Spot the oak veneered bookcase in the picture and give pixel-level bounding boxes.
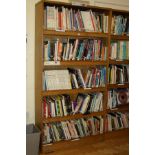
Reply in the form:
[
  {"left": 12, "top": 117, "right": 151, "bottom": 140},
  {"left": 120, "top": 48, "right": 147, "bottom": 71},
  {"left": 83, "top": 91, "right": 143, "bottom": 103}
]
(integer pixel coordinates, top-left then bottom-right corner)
[{"left": 35, "top": 0, "right": 129, "bottom": 153}]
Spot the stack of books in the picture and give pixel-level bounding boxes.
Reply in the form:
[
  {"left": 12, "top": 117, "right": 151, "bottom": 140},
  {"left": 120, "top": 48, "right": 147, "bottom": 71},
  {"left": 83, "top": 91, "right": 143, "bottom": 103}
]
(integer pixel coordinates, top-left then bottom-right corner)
[
  {"left": 43, "top": 67, "right": 106, "bottom": 90},
  {"left": 108, "top": 65, "right": 129, "bottom": 84},
  {"left": 108, "top": 89, "right": 129, "bottom": 109},
  {"left": 43, "top": 70, "right": 72, "bottom": 90},
  {"left": 105, "top": 112, "right": 129, "bottom": 131},
  {"left": 44, "top": 6, "right": 109, "bottom": 32},
  {"left": 110, "top": 41, "right": 129, "bottom": 60},
  {"left": 43, "top": 116, "right": 104, "bottom": 144},
  {"left": 111, "top": 15, "right": 129, "bottom": 35},
  {"left": 42, "top": 92, "right": 103, "bottom": 118},
  {"left": 44, "top": 39, "right": 107, "bottom": 63}
]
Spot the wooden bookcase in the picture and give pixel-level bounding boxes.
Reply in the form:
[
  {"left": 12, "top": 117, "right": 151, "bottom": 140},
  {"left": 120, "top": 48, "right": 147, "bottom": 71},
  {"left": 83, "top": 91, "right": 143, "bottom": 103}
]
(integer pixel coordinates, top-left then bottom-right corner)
[{"left": 35, "top": 0, "right": 129, "bottom": 153}]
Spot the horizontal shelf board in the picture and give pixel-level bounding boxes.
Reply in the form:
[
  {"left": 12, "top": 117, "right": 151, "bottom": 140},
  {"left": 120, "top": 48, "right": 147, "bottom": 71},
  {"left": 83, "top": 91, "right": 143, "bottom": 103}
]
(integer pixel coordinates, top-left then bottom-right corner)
[
  {"left": 44, "top": 60, "right": 107, "bottom": 68},
  {"left": 109, "top": 59, "right": 129, "bottom": 65},
  {"left": 112, "top": 9, "right": 129, "bottom": 13},
  {"left": 42, "top": 87, "right": 106, "bottom": 96},
  {"left": 111, "top": 35, "right": 129, "bottom": 40},
  {"left": 42, "top": 111, "right": 105, "bottom": 123},
  {"left": 108, "top": 83, "right": 129, "bottom": 89},
  {"left": 107, "top": 104, "right": 129, "bottom": 113},
  {"left": 41, "top": 133, "right": 104, "bottom": 153},
  {"left": 44, "top": 30, "right": 108, "bottom": 38}
]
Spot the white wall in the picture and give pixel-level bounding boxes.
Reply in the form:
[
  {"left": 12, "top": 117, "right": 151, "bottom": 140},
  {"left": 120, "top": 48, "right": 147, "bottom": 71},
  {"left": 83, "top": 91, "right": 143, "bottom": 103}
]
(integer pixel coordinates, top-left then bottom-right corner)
[{"left": 26, "top": 0, "right": 129, "bottom": 124}]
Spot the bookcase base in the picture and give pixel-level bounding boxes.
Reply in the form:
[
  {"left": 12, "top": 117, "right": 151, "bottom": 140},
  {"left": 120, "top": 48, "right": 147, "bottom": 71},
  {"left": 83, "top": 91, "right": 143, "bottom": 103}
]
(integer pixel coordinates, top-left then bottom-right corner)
[
  {"left": 41, "top": 128, "right": 129, "bottom": 153},
  {"left": 41, "top": 133, "right": 104, "bottom": 153}
]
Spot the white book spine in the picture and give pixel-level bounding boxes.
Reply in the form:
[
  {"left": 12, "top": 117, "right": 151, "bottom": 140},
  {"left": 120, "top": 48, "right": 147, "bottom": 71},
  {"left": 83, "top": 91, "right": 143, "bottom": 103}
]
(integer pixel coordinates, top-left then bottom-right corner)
[
  {"left": 72, "top": 74, "right": 79, "bottom": 88},
  {"left": 80, "top": 95, "right": 90, "bottom": 114},
  {"left": 72, "top": 39, "right": 79, "bottom": 60},
  {"left": 65, "top": 40, "right": 70, "bottom": 60},
  {"left": 61, "top": 122, "right": 68, "bottom": 140},
  {"left": 77, "top": 69, "right": 86, "bottom": 88},
  {"left": 100, "top": 118, "right": 104, "bottom": 134},
  {"left": 108, "top": 115, "right": 112, "bottom": 131},
  {"left": 44, "top": 44, "right": 48, "bottom": 61},
  {"left": 68, "top": 44, "right": 73, "bottom": 60},
  {"left": 63, "top": 7, "right": 66, "bottom": 30}
]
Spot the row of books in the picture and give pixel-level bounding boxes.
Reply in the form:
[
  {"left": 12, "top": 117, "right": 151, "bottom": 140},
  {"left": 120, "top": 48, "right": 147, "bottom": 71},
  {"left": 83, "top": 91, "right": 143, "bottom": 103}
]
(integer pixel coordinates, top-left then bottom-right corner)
[
  {"left": 43, "top": 116, "right": 104, "bottom": 144},
  {"left": 108, "top": 65, "right": 129, "bottom": 84},
  {"left": 44, "top": 39, "right": 107, "bottom": 62},
  {"left": 42, "top": 92, "right": 103, "bottom": 118},
  {"left": 105, "top": 112, "right": 129, "bottom": 132},
  {"left": 111, "top": 15, "right": 129, "bottom": 35},
  {"left": 45, "top": 6, "right": 109, "bottom": 32},
  {"left": 110, "top": 41, "right": 129, "bottom": 60},
  {"left": 69, "top": 67, "right": 106, "bottom": 89},
  {"left": 108, "top": 89, "right": 129, "bottom": 109},
  {"left": 43, "top": 67, "right": 106, "bottom": 90}
]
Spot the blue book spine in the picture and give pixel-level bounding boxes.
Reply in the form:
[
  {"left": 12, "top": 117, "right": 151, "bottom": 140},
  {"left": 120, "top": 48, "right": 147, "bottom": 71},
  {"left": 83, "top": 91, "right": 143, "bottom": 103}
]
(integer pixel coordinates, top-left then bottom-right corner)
[
  {"left": 77, "top": 43, "right": 83, "bottom": 60},
  {"left": 86, "top": 42, "right": 93, "bottom": 60},
  {"left": 104, "top": 67, "right": 106, "bottom": 84}
]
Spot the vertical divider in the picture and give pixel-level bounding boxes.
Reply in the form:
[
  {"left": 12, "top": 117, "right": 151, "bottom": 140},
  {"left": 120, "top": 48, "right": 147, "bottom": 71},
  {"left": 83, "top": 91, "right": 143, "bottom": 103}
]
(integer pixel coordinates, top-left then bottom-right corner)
[{"left": 103, "top": 9, "right": 112, "bottom": 135}]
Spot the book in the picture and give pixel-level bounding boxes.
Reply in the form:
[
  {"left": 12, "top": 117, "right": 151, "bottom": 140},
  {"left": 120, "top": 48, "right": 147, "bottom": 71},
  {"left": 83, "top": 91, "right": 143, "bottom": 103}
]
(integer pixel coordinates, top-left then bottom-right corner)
[
  {"left": 111, "top": 15, "right": 129, "bottom": 35},
  {"left": 110, "top": 41, "right": 129, "bottom": 60},
  {"left": 109, "top": 65, "right": 129, "bottom": 84},
  {"left": 44, "top": 70, "right": 72, "bottom": 90},
  {"left": 46, "top": 6, "right": 56, "bottom": 29},
  {"left": 106, "top": 112, "right": 129, "bottom": 131}
]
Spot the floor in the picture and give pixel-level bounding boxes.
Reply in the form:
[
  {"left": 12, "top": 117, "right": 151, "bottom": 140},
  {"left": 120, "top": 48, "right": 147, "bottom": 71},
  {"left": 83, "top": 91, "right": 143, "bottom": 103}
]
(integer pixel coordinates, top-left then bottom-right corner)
[{"left": 40, "top": 136, "right": 129, "bottom": 155}]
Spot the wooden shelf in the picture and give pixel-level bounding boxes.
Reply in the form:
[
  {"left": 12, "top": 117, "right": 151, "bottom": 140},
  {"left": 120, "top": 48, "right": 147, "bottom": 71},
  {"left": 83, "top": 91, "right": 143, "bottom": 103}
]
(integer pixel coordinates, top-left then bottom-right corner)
[
  {"left": 44, "top": 60, "right": 107, "bottom": 68},
  {"left": 107, "top": 104, "right": 129, "bottom": 113},
  {"left": 43, "top": 111, "right": 105, "bottom": 123},
  {"left": 111, "top": 35, "right": 129, "bottom": 40},
  {"left": 108, "top": 83, "right": 129, "bottom": 89},
  {"left": 109, "top": 59, "right": 129, "bottom": 65},
  {"left": 42, "top": 87, "right": 106, "bottom": 96},
  {"left": 41, "top": 133, "right": 104, "bottom": 153},
  {"left": 44, "top": 30, "right": 108, "bottom": 38}
]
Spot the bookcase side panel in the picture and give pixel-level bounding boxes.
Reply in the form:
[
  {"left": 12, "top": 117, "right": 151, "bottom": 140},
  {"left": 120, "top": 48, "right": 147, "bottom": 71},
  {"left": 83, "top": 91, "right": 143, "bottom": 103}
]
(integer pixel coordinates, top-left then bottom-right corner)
[{"left": 35, "top": 1, "right": 44, "bottom": 127}]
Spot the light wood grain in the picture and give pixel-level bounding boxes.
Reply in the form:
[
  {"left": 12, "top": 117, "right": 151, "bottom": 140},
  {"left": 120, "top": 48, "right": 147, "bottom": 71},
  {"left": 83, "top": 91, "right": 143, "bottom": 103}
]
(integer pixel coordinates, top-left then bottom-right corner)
[{"left": 40, "top": 129, "right": 129, "bottom": 155}]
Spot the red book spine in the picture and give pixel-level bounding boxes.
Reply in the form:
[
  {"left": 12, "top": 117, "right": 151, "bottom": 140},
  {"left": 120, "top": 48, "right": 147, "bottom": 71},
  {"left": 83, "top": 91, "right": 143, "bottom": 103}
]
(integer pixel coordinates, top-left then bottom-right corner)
[
  {"left": 48, "top": 102, "right": 51, "bottom": 118},
  {"left": 92, "top": 68, "right": 97, "bottom": 87},
  {"left": 76, "top": 12, "right": 82, "bottom": 31},
  {"left": 92, "top": 41, "right": 95, "bottom": 60},
  {"left": 101, "top": 46, "right": 105, "bottom": 60},
  {"left": 90, "top": 11, "right": 95, "bottom": 31},
  {"left": 43, "top": 97, "right": 46, "bottom": 118},
  {"left": 58, "top": 12, "right": 61, "bottom": 30},
  {"left": 77, "top": 11, "right": 84, "bottom": 31},
  {"left": 61, "top": 12, "right": 63, "bottom": 30},
  {"left": 104, "top": 117, "right": 108, "bottom": 132}
]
